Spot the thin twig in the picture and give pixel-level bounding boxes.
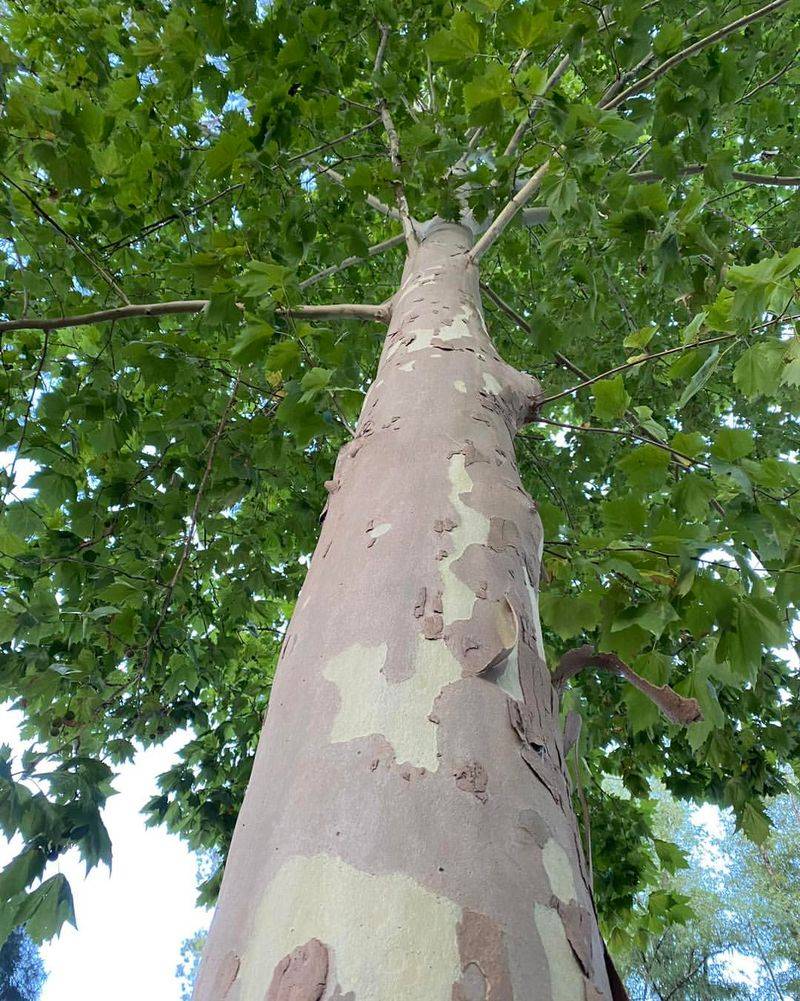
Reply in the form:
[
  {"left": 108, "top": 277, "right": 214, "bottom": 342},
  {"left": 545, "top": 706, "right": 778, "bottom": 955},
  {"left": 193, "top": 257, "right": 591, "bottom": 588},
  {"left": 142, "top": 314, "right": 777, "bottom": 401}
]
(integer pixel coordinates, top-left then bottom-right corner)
[
  {"left": 102, "top": 185, "right": 244, "bottom": 254},
  {"left": 480, "top": 281, "right": 589, "bottom": 379},
  {"left": 538, "top": 332, "right": 739, "bottom": 407},
  {"left": 533, "top": 416, "right": 701, "bottom": 467},
  {"left": 299, "top": 232, "right": 405, "bottom": 289},
  {"left": 630, "top": 165, "right": 800, "bottom": 187},
  {"left": 1, "top": 171, "right": 130, "bottom": 304},
  {"left": 308, "top": 161, "right": 401, "bottom": 222},
  {"left": 738, "top": 52, "right": 798, "bottom": 102},
  {"left": 143, "top": 374, "right": 241, "bottom": 671},
  {"left": 1, "top": 330, "right": 49, "bottom": 506}
]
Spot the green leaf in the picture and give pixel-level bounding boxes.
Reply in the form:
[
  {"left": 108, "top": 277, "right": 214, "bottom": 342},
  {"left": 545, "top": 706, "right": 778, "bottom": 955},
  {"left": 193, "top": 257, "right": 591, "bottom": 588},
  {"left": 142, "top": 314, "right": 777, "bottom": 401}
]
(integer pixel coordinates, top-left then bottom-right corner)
[
  {"left": 733, "top": 341, "right": 784, "bottom": 398},
  {"left": 426, "top": 12, "right": 480, "bottom": 62},
  {"left": 711, "top": 428, "right": 754, "bottom": 462},
  {"left": 781, "top": 337, "right": 800, "bottom": 388},
  {"left": 231, "top": 321, "right": 274, "bottom": 364},
  {"left": 539, "top": 591, "right": 601, "bottom": 640},
  {"left": 739, "top": 801, "right": 771, "bottom": 845},
  {"left": 299, "top": 367, "right": 333, "bottom": 402},
  {"left": 617, "top": 445, "right": 671, "bottom": 489},
  {"left": 676, "top": 347, "right": 720, "bottom": 409},
  {"left": 14, "top": 875, "right": 76, "bottom": 943},
  {"left": 623, "top": 325, "right": 657, "bottom": 350},
  {"left": 463, "top": 65, "right": 514, "bottom": 125},
  {"left": 238, "top": 261, "right": 290, "bottom": 298},
  {"left": 703, "top": 150, "right": 735, "bottom": 191},
  {"left": 593, "top": 375, "right": 630, "bottom": 420}
]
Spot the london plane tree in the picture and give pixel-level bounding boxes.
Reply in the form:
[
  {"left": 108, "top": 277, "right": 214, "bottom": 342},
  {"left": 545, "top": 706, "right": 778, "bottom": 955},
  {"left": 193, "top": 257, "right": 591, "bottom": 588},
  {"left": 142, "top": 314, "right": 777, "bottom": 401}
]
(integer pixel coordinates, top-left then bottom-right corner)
[{"left": 0, "top": 0, "right": 799, "bottom": 998}]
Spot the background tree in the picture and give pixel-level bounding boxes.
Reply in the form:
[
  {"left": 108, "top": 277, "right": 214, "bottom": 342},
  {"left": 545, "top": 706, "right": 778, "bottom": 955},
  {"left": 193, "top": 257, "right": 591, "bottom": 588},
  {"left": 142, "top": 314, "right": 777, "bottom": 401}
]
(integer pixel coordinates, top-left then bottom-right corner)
[
  {"left": 0, "top": 0, "right": 798, "bottom": 992},
  {"left": 622, "top": 790, "right": 800, "bottom": 1000},
  {"left": 0, "top": 928, "right": 46, "bottom": 1001}
]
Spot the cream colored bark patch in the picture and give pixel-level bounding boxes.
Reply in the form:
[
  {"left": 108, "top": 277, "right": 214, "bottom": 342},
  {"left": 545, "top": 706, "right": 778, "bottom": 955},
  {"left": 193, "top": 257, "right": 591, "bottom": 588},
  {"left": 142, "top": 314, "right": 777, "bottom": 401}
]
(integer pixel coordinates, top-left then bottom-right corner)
[
  {"left": 367, "top": 522, "right": 392, "bottom": 541},
  {"left": 483, "top": 372, "right": 503, "bottom": 395},
  {"left": 440, "top": 454, "right": 490, "bottom": 625},
  {"left": 407, "top": 305, "right": 473, "bottom": 354},
  {"left": 494, "top": 644, "right": 524, "bottom": 702},
  {"left": 454, "top": 380, "right": 467, "bottom": 394},
  {"left": 542, "top": 839, "right": 577, "bottom": 903},
  {"left": 324, "top": 639, "right": 461, "bottom": 770},
  {"left": 239, "top": 853, "right": 462, "bottom": 1001},
  {"left": 399, "top": 360, "right": 415, "bottom": 372},
  {"left": 534, "top": 903, "right": 585, "bottom": 1001},
  {"left": 524, "top": 562, "right": 547, "bottom": 662}
]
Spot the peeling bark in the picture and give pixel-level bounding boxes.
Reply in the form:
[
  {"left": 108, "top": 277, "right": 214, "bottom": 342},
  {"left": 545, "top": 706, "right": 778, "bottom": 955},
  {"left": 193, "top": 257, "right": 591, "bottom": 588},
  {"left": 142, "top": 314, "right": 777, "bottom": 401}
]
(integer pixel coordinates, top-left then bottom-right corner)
[{"left": 194, "top": 222, "right": 623, "bottom": 1001}]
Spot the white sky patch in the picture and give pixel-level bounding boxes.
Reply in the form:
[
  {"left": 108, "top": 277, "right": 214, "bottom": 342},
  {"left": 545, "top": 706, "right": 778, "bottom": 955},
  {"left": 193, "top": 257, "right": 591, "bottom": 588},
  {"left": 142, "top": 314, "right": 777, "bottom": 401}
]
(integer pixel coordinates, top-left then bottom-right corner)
[{"left": 0, "top": 707, "right": 209, "bottom": 1001}]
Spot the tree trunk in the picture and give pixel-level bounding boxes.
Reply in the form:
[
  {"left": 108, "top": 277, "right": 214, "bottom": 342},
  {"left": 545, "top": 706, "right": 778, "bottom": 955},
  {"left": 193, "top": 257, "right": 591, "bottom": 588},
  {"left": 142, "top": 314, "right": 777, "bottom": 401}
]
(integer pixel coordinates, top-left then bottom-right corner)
[{"left": 194, "top": 221, "right": 619, "bottom": 1001}]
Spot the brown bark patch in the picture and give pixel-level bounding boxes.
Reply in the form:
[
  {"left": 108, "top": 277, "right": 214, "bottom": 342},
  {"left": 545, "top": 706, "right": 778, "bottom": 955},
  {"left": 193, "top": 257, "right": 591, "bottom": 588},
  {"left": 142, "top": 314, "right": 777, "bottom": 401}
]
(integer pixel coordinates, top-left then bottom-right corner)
[
  {"left": 454, "top": 760, "right": 489, "bottom": 803},
  {"left": 265, "top": 938, "right": 328, "bottom": 1001},
  {"left": 209, "top": 950, "right": 240, "bottom": 999},
  {"left": 551, "top": 896, "right": 594, "bottom": 979},
  {"left": 452, "top": 910, "right": 513, "bottom": 1001}
]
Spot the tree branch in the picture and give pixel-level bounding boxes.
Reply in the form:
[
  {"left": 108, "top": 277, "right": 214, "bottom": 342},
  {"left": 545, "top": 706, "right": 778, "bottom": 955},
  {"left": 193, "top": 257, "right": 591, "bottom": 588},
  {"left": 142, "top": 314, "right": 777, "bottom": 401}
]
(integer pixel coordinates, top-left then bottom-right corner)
[
  {"left": 1, "top": 171, "right": 130, "bottom": 304},
  {"left": 538, "top": 332, "right": 739, "bottom": 407},
  {"left": 103, "top": 121, "right": 384, "bottom": 256},
  {"left": 503, "top": 53, "right": 573, "bottom": 160},
  {"left": 309, "top": 161, "right": 402, "bottom": 223},
  {"left": 102, "top": 184, "right": 245, "bottom": 254},
  {"left": 533, "top": 416, "right": 701, "bottom": 468},
  {"left": 299, "top": 232, "right": 405, "bottom": 289},
  {"left": 0, "top": 299, "right": 392, "bottom": 333},
  {"left": 738, "top": 52, "right": 798, "bottom": 103},
  {"left": 629, "top": 165, "right": 800, "bottom": 187},
  {"left": 513, "top": 162, "right": 800, "bottom": 217},
  {"left": 601, "top": 0, "right": 793, "bottom": 110},
  {"left": 375, "top": 25, "right": 418, "bottom": 251},
  {"left": 144, "top": 373, "right": 241, "bottom": 670},
  {"left": 552, "top": 644, "right": 702, "bottom": 726},
  {"left": 480, "top": 281, "right": 588, "bottom": 379},
  {"left": 468, "top": 159, "right": 552, "bottom": 263}
]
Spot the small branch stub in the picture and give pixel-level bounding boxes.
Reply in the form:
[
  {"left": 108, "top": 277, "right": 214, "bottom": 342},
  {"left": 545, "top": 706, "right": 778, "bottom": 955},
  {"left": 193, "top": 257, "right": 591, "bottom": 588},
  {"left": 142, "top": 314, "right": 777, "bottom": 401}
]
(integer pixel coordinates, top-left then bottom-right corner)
[{"left": 553, "top": 644, "right": 702, "bottom": 726}]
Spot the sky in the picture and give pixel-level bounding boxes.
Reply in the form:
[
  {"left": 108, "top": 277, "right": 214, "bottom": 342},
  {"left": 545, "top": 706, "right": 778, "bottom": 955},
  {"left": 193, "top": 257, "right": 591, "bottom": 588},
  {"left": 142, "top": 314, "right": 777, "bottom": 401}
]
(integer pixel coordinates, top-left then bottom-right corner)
[{"left": 0, "top": 707, "right": 210, "bottom": 1001}]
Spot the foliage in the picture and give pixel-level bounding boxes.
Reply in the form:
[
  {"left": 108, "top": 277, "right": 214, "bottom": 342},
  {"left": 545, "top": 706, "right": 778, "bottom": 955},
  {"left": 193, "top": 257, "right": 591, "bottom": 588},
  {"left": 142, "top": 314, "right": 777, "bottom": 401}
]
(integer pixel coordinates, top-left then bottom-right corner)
[
  {"left": 0, "top": 928, "right": 46, "bottom": 1001},
  {"left": 0, "top": 0, "right": 798, "bottom": 947},
  {"left": 620, "top": 790, "right": 800, "bottom": 1000},
  {"left": 176, "top": 928, "right": 206, "bottom": 1001}
]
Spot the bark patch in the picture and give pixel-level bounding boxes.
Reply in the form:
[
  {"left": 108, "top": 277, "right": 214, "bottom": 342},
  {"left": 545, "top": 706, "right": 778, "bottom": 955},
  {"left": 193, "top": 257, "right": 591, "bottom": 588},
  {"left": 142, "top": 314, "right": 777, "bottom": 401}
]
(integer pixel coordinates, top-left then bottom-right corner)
[
  {"left": 209, "top": 950, "right": 240, "bottom": 999},
  {"left": 453, "top": 760, "right": 489, "bottom": 803},
  {"left": 265, "top": 938, "right": 328, "bottom": 1001},
  {"left": 551, "top": 896, "right": 594, "bottom": 979},
  {"left": 453, "top": 909, "right": 513, "bottom": 1001},
  {"left": 517, "top": 809, "right": 550, "bottom": 847}
]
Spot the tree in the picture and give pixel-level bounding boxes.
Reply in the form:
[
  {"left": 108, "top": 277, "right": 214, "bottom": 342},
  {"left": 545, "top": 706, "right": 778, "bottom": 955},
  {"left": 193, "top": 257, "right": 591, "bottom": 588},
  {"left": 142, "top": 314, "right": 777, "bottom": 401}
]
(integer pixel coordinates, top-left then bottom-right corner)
[
  {"left": 0, "top": 928, "right": 46, "bottom": 1001},
  {"left": 621, "top": 791, "right": 800, "bottom": 1000},
  {"left": 0, "top": 0, "right": 799, "bottom": 996}
]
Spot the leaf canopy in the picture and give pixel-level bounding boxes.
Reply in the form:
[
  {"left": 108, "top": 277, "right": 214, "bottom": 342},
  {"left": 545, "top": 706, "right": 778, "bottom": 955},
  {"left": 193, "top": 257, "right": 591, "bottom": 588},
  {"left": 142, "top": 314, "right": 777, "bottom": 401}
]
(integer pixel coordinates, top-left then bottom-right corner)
[{"left": 1, "top": 0, "right": 799, "bottom": 949}]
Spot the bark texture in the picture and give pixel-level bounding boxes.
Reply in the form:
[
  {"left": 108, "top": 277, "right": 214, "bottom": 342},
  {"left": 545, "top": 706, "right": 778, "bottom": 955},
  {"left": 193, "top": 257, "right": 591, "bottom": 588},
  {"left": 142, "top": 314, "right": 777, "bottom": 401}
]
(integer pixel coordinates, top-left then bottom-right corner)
[{"left": 194, "top": 222, "right": 616, "bottom": 1001}]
